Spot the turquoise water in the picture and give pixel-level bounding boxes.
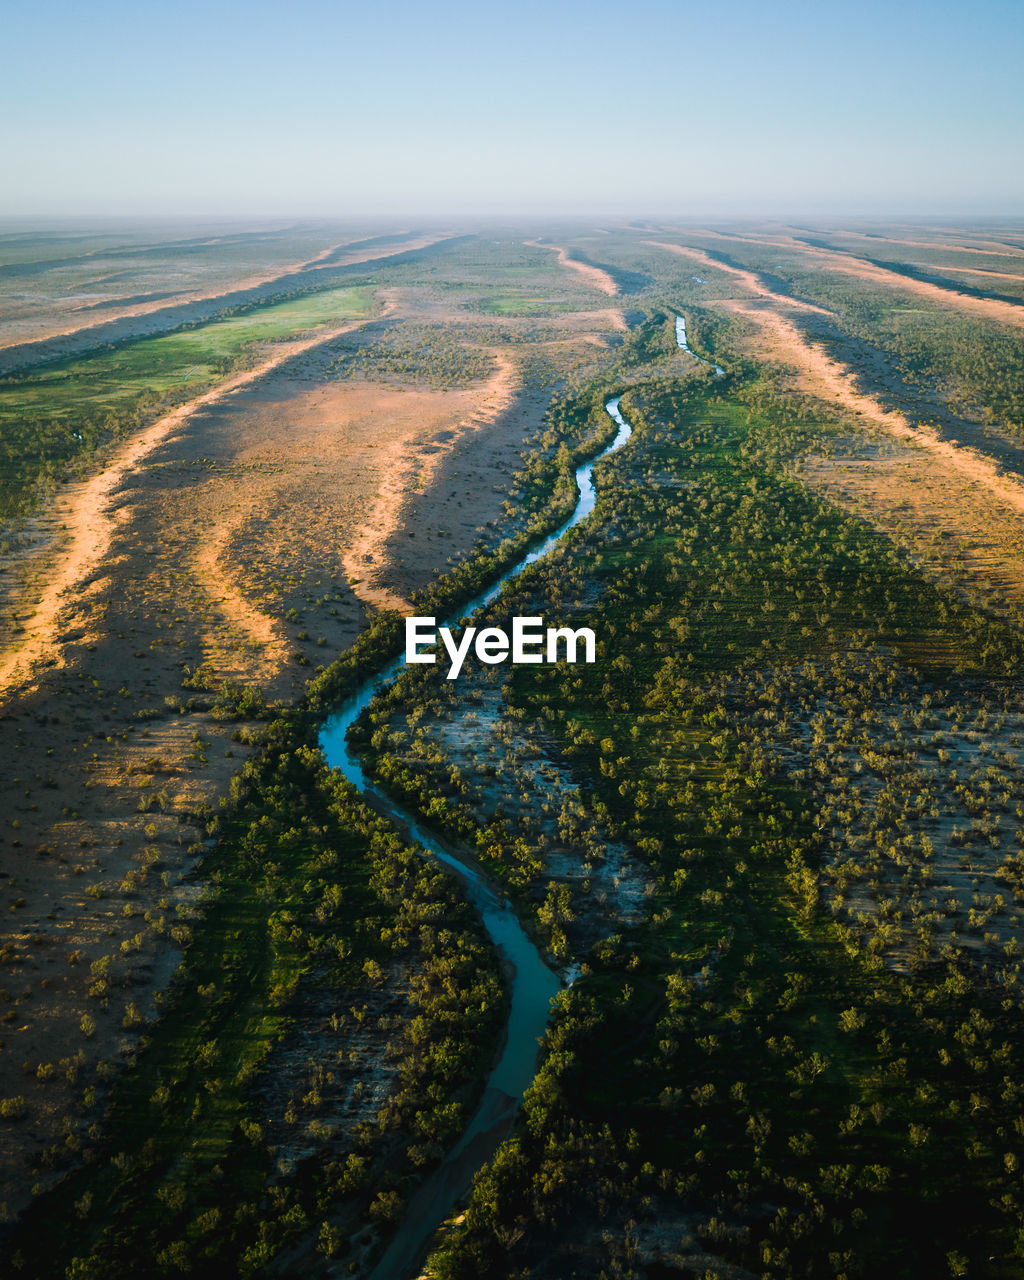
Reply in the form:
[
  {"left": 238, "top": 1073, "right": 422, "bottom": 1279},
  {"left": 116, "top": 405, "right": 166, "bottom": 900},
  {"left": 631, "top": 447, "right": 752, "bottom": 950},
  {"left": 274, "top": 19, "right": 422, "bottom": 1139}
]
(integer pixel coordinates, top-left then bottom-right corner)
[{"left": 318, "top": 397, "right": 632, "bottom": 1277}]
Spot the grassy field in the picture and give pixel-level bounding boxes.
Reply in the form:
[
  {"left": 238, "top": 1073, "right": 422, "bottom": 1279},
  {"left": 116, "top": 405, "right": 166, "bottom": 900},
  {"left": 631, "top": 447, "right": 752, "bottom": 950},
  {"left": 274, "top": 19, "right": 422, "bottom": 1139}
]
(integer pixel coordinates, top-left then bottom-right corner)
[
  {"left": 0, "top": 285, "right": 373, "bottom": 517},
  {"left": 476, "top": 294, "right": 577, "bottom": 316},
  {"left": 0, "top": 222, "right": 369, "bottom": 352}
]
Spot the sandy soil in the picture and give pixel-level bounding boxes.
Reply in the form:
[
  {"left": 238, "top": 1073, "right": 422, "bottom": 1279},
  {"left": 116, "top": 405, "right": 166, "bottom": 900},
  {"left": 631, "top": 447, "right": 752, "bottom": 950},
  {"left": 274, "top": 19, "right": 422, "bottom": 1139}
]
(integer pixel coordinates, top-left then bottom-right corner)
[
  {"left": 425, "top": 663, "right": 649, "bottom": 945},
  {"left": 675, "top": 227, "right": 817, "bottom": 252},
  {"left": 729, "top": 657, "right": 1024, "bottom": 972},
  {"left": 802, "top": 443, "right": 1024, "bottom": 622},
  {"left": 660, "top": 230, "right": 1024, "bottom": 327},
  {"left": 831, "top": 230, "right": 1024, "bottom": 258},
  {"left": 649, "top": 238, "right": 1024, "bottom": 624},
  {"left": 919, "top": 263, "right": 1024, "bottom": 284},
  {"left": 791, "top": 240, "right": 1024, "bottom": 326},
  {"left": 341, "top": 350, "right": 520, "bottom": 613},
  {"left": 647, "top": 241, "right": 832, "bottom": 315},
  {"left": 726, "top": 296, "right": 1024, "bottom": 514},
  {"left": 595, "top": 305, "right": 628, "bottom": 332},
  {"left": 0, "top": 309, "right": 394, "bottom": 704},
  {"left": 675, "top": 224, "right": 1024, "bottom": 263},
  {"left": 651, "top": 240, "right": 1024, "bottom": 517},
  {"left": 0, "top": 274, "right": 628, "bottom": 1214}
]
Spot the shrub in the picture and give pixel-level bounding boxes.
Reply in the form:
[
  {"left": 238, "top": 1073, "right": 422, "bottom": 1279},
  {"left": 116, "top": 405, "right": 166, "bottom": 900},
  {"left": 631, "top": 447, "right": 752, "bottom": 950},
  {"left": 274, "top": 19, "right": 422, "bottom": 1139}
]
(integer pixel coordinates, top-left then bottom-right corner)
[{"left": 0, "top": 1096, "right": 26, "bottom": 1121}]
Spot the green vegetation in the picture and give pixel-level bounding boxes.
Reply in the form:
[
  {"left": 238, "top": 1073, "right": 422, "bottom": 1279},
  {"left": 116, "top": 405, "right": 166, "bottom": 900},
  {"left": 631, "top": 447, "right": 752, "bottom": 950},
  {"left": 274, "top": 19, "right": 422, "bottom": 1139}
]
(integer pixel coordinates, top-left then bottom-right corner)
[
  {"left": 476, "top": 294, "right": 576, "bottom": 316},
  {"left": 11, "top": 227, "right": 1024, "bottom": 1279},
  {"left": 326, "top": 324, "right": 496, "bottom": 389},
  {"left": 11, "top": 702, "right": 503, "bottom": 1279},
  {"left": 804, "top": 279, "right": 1024, "bottom": 434},
  {"left": 2, "top": 328, "right": 643, "bottom": 1274},
  {"left": 357, "top": 370, "right": 1024, "bottom": 1277},
  {"left": 678, "top": 238, "right": 1024, "bottom": 436}
]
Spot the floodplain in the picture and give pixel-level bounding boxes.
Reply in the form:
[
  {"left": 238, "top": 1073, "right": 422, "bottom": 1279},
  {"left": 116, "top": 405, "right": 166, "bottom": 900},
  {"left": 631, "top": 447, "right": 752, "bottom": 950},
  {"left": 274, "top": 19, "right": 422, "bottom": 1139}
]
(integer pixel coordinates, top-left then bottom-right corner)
[{"left": 4, "top": 219, "right": 1024, "bottom": 1279}]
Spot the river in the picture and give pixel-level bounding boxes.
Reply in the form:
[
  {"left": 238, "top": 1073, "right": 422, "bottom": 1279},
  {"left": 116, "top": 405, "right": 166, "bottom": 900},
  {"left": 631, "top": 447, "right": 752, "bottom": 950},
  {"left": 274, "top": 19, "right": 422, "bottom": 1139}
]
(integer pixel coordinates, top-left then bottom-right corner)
[
  {"left": 318, "top": 396, "right": 633, "bottom": 1278},
  {"left": 675, "top": 313, "right": 724, "bottom": 375}
]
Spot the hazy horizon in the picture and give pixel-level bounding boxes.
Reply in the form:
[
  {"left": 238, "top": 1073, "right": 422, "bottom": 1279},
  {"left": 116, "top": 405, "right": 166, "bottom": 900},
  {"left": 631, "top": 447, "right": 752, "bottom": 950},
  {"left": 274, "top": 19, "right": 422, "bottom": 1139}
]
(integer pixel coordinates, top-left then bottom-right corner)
[{"left": 4, "top": 0, "right": 1023, "bottom": 217}]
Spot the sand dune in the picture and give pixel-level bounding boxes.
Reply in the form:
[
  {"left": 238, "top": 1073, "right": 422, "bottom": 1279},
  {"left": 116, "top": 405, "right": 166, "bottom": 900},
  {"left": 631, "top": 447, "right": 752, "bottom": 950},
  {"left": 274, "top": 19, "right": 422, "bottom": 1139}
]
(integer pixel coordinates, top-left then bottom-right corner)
[
  {"left": 0, "top": 234, "right": 452, "bottom": 371},
  {"left": 658, "top": 231, "right": 1024, "bottom": 327},
  {"left": 649, "top": 238, "right": 1024, "bottom": 532},
  {"left": 646, "top": 241, "right": 832, "bottom": 315},
  {"left": 0, "top": 310, "right": 390, "bottom": 704},
  {"left": 340, "top": 350, "right": 520, "bottom": 614},
  {"left": 527, "top": 240, "right": 620, "bottom": 298},
  {"left": 833, "top": 230, "right": 1024, "bottom": 258}
]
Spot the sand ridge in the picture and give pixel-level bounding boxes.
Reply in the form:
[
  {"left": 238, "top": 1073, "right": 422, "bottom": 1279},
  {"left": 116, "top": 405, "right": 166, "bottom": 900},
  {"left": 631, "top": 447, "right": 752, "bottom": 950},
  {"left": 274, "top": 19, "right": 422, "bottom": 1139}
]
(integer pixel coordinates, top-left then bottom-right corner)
[
  {"left": 668, "top": 224, "right": 1024, "bottom": 262},
  {"left": 801, "top": 445, "right": 1024, "bottom": 624},
  {"left": 831, "top": 230, "right": 1024, "bottom": 258},
  {"left": 786, "top": 240, "right": 1024, "bottom": 327},
  {"left": 0, "top": 308, "right": 394, "bottom": 705},
  {"left": 191, "top": 520, "right": 292, "bottom": 678},
  {"left": 646, "top": 241, "right": 832, "bottom": 315},
  {"left": 917, "top": 263, "right": 1024, "bottom": 285},
  {"left": 598, "top": 306, "right": 629, "bottom": 332},
  {"left": 657, "top": 230, "right": 1024, "bottom": 327},
  {"left": 341, "top": 350, "right": 520, "bottom": 613},
  {"left": 726, "top": 296, "right": 1024, "bottom": 505},
  {"left": 648, "top": 238, "right": 1024, "bottom": 539},
  {"left": 0, "top": 242, "right": 644, "bottom": 1216}
]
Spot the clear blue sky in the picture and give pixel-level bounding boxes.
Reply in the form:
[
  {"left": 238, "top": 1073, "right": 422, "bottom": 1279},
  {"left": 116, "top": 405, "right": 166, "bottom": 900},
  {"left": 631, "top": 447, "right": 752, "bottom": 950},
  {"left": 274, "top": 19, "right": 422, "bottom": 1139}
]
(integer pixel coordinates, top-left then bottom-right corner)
[{"left": 3, "top": 0, "right": 1022, "bottom": 216}]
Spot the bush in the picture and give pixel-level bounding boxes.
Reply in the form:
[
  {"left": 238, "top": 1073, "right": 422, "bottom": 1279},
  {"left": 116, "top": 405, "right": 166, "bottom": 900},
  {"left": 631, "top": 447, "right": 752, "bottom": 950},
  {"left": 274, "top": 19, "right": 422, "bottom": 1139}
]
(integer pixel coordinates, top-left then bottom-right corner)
[{"left": 0, "top": 1096, "right": 26, "bottom": 1121}]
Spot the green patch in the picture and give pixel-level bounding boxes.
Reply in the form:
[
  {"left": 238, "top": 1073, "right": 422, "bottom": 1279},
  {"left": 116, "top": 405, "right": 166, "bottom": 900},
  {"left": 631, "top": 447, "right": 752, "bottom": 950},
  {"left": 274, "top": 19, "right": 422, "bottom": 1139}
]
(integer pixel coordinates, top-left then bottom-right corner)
[
  {"left": 0, "top": 286, "right": 373, "bottom": 517},
  {"left": 12, "top": 713, "right": 503, "bottom": 1279},
  {"left": 476, "top": 294, "right": 576, "bottom": 316}
]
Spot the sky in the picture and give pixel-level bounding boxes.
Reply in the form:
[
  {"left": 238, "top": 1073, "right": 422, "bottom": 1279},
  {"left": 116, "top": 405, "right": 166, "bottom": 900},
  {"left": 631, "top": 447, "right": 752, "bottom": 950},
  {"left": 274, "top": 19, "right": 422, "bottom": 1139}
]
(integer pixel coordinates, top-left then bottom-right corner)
[{"left": 3, "top": 0, "right": 1023, "bottom": 217}]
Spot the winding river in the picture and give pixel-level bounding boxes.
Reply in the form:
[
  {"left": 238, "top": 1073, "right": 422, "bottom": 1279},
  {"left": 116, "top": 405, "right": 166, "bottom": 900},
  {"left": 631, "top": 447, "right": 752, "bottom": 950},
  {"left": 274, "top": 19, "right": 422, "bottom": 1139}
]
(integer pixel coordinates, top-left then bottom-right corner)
[
  {"left": 318, "top": 397, "right": 633, "bottom": 1278},
  {"left": 675, "top": 313, "right": 724, "bottom": 375}
]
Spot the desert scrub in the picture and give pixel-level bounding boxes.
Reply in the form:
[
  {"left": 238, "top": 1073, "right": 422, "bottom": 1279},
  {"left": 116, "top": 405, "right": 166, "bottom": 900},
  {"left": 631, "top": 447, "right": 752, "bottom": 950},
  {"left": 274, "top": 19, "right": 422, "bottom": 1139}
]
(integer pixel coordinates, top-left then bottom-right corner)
[
  {"left": 0, "top": 1096, "right": 27, "bottom": 1121},
  {"left": 326, "top": 323, "right": 495, "bottom": 389},
  {"left": 423, "top": 370, "right": 1024, "bottom": 1279},
  {"left": 9, "top": 711, "right": 503, "bottom": 1280}
]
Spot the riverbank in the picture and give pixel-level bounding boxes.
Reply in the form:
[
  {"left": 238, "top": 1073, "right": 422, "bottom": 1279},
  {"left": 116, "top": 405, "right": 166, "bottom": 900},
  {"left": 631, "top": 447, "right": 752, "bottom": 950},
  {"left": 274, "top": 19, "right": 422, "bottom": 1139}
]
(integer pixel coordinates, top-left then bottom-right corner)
[{"left": 319, "top": 397, "right": 633, "bottom": 1278}]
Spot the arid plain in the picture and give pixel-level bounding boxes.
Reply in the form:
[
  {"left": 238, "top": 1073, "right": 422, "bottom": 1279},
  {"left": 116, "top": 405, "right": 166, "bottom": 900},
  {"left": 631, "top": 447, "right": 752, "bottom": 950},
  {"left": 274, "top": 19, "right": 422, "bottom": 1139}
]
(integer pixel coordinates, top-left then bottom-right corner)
[{"left": 6, "top": 220, "right": 1024, "bottom": 1278}]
